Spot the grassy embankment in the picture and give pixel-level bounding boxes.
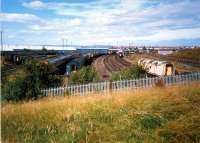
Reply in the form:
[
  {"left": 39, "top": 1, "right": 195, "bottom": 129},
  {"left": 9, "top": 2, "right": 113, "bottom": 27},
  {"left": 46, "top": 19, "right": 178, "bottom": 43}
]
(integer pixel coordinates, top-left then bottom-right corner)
[
  {"left": 2, "top": 83, "right": 200, "bottom": 143},
  {"left": 170, "top": 48, "right": 200, "bottom": 72},
  {"left": 171, "top": 48, "right": 200, "bottom": 61}
]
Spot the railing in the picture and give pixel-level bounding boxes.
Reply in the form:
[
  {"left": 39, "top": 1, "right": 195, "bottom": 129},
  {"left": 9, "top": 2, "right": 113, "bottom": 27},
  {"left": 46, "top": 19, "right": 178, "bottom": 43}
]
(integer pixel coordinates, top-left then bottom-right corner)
[{"left": 41, "top": 72, "right": 200, "bottom": 96}]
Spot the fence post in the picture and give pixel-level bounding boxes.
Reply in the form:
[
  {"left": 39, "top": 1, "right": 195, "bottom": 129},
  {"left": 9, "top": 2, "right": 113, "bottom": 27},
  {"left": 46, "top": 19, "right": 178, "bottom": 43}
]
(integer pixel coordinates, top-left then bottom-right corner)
[
  {"left": 50, "top": 88, "right": 52, "bottom": 96},
  {"left": 109, "top": 81, "right": 112, "bottom": 93},
  {"left": 142, "top": 78, "right": 145, "bottom": 88},
  {"left": 186, "top": 74, "right": 189, "bottom": 83}
]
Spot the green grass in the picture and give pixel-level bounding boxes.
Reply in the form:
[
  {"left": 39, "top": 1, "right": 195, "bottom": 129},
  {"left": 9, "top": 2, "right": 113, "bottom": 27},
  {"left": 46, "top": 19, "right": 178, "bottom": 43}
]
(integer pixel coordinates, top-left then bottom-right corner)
[{"left": 1, "top": 83, "right": 200, "bottom": 143}]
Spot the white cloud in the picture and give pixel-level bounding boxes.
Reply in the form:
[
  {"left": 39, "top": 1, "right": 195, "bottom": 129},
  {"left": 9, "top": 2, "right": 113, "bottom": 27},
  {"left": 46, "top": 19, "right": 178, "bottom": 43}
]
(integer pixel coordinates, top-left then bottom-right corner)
[
  {"left": 30, "top": 18, "right": 82, "bottom": 31},
  {"left": 0, "top": 13, "right": 44, "bottom": 24},
  {"left": 142, "top": 28, "right": 200, "bottom": 41},
  {"left": 5, "top": 0, "right": 200, "bottom": 45},
  {"left": 22, "top": 0, "right": 45, "bottom": 9}
]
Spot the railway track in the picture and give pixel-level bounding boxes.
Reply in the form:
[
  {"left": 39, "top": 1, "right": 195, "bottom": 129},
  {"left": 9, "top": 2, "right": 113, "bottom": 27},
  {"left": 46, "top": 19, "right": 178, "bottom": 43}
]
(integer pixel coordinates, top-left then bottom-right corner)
[
  {"left": 93, "top": 55, "right": 132, "bottom": 80},
  {"left": 114, "top": 55, "right": 132, "bottom": 67},
  {"left": 93, "top": 55, "right": 110, "bottom": 79},
  {"left": 104, "top": 55, "right": 121, "bottom": 72}
]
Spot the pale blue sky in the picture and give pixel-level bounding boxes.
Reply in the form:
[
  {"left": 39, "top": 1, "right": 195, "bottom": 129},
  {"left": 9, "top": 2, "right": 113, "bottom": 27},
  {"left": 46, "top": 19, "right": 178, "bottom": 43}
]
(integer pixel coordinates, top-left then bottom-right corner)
[{"left": 1, "top": 0, "right": 200, "bottom": 46}]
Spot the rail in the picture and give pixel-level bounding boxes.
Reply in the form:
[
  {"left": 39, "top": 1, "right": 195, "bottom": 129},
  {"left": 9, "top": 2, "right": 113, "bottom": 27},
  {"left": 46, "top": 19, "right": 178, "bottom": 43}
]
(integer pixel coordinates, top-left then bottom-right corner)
[{"left": 41, "top": 72, "right": 200, "bottom": 96}]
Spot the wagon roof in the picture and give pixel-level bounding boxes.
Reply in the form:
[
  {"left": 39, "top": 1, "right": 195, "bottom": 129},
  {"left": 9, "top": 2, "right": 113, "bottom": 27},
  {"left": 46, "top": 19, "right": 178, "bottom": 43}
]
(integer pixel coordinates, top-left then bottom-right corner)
[{"left": 67, "top": 56, "right": 86, "bottom": 65}]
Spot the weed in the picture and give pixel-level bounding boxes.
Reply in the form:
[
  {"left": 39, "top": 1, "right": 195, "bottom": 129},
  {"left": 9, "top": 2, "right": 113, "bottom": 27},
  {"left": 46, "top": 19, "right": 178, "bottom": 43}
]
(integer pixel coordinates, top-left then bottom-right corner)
[{"left": 136, "top": 114, "right": 163, "bottom": 130}]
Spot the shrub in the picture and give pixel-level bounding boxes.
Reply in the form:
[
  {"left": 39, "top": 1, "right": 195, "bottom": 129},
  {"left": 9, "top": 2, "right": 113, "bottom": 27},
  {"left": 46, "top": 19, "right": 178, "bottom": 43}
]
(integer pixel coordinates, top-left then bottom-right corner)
[
  {"left": 69, "top": 66, "right": 100, "bottom": 84},
  {"left": 2, "top": 60, "right": 62, "bottom": 101},
  {"left": 2, "top": 75, "right": 25, "bottom": 101},
  {"left": 110, "top": 65, "right": 146, "bottom": 81},
  {"left": 2, "top": 60, "right": 41, "bottom": 101},
  {"left": 36, "top": 61, "right": 62, "bottom": 88}
]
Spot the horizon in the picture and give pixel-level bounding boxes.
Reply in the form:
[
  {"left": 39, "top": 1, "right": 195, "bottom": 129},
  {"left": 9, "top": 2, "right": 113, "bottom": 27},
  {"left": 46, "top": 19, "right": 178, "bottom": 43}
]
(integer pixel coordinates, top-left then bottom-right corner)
[
  {"left": 2, "top": 44, "right": 200, "bottom": 51},
  {"left": 1, "top": 0, "right": 200, "bottom": 49}
]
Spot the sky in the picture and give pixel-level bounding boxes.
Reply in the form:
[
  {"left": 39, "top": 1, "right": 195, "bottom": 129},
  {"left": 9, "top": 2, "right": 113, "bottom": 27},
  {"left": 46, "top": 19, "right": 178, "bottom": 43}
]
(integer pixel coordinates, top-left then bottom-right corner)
[{"left": 1, "top": 0, "right": 200, "bottom": 47}]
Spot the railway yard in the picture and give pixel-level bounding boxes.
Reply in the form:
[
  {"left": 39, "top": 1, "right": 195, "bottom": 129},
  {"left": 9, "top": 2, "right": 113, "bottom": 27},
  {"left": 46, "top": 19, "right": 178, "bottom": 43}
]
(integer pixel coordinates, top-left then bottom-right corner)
[
  {"left": 2, "top": 47, "right": 200, "bottom": 83},
  {"left": 92, "top": 55, "right": 132, "bottom": 80},
  {"left": 92, "top": 50, "right": 200, "bottom": 80}
]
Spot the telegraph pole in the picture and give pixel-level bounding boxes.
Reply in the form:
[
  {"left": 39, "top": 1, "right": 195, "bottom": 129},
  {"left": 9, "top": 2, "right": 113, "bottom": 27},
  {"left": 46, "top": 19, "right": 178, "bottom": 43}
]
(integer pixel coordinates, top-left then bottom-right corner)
[
  {"left": 62, "top": 38, "right": 64, "bottom": 51},
  {"left": 65, "top": 39, "right": 68, "bottom": 47},
  {"left": 1, "top": 0, "right": 3, "bottom": 51},
  {"left": 0, "top": 31, "right": 3, "bottom": 51}
]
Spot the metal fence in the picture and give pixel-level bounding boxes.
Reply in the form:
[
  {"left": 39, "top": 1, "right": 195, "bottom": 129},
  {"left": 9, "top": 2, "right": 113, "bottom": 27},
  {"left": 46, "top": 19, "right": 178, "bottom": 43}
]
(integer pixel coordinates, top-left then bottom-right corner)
[{"left": 41, "top": 72, "right": 200, "bottom": 96}]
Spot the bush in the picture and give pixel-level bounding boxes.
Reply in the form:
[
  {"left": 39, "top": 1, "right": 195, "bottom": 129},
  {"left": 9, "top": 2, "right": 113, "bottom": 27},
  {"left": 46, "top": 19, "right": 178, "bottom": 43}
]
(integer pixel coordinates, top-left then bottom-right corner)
[
  {"left": 2, "top": 60, "right": 41, "bottom": 101},
  {"left": 110, "top": 65, "right": 146, "bottom": 81},
  {"left": 69, "top": 66, "right": 99, "bottom": 84},
  {"left": 36, "top": 61, "right": 62, "bottom": 88},
  {"left": 2, "top": 75, "right": 25, "bottom": 101},
  {"left": 2, "top": 60, "right": 62, "bottom": 101}
]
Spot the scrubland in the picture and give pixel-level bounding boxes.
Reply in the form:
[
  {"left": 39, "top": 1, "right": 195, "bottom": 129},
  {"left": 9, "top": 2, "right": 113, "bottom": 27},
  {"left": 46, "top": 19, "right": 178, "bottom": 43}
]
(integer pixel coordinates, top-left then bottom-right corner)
[{"left": 1, "top": 82, "right": 200, "bottom": 143}]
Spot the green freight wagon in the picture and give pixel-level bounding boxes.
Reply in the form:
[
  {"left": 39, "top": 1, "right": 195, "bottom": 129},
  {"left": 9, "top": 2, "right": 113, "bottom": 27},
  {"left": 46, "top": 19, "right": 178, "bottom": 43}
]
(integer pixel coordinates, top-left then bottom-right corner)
[{"left": 65, "top": 57, "right": 86, "bottom": 75}]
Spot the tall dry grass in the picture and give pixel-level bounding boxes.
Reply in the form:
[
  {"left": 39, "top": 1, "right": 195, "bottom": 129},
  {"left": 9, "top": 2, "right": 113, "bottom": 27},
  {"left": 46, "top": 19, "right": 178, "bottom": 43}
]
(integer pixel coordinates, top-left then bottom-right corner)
[{"left": 1, "top": 82, "right": 200, "bottom": 143}]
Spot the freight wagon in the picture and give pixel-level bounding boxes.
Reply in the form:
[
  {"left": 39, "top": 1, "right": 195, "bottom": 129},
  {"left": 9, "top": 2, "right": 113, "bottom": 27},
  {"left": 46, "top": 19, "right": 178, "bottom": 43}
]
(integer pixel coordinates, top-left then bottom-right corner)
[
  {"left": 138, "top": 58, "right": 175, "bottom": 76},
  {"left": 65, "top": 56, "right": 86, "bottom": 76}
]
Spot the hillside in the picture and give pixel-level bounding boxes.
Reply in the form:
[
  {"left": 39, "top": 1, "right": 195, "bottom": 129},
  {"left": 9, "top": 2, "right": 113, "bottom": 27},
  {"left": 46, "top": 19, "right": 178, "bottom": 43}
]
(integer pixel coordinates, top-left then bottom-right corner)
[{"left": 2, "top": 83, "right": 200, "bottom": 143}]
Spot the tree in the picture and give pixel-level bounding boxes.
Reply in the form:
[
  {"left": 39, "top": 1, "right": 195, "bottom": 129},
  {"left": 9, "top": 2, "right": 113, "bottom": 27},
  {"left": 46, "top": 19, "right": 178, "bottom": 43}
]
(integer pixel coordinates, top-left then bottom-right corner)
[
  {"left": 42, "top": 46, "right": 48, "bottom": 54},
  {"left": 2, "top": 60, "right": 62, "bottom": 101}
]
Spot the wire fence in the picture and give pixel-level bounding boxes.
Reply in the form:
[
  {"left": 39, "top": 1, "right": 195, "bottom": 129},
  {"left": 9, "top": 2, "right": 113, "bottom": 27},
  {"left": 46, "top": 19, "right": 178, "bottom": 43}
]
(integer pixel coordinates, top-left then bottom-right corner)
[{"left": 41, "top": 72, "right": 200, "bottom": 96}]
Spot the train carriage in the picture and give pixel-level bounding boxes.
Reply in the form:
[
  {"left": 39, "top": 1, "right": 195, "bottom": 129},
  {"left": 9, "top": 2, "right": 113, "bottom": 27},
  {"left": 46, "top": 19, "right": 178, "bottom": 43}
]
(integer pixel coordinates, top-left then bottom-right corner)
[{"left": 138, "top": 58, "right": 174, "bottom": 76}]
